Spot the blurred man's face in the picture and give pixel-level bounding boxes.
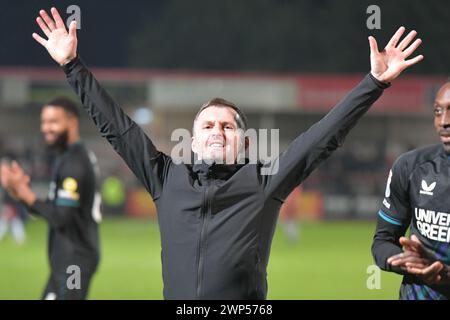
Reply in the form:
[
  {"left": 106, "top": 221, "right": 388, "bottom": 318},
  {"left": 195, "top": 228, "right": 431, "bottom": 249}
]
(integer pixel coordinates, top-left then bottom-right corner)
[
  {"left": 40, "top": 106, "right": 71, "bottom": 148},
  {"left": 433, "top": 83, "right": 450, "bottom": 154},
  {"left": 192, "top": 106, "right": 243, "bottom": 164}
]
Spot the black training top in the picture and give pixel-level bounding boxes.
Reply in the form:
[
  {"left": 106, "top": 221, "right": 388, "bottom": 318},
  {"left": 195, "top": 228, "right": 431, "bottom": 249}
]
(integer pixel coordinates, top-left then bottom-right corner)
[
  {"left": 372, "top": 143, "right": 450, "bottom": 299},
  {"left": 63, "top": 56, "right": 388, "bottom": 299},
  {"left": 29, "top": 142, "right": 101, "bottom": 274}
]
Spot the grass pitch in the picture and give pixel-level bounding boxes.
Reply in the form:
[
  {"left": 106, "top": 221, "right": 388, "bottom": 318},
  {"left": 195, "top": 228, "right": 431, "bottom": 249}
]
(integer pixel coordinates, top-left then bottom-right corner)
[{"left": 0, "top": 218, "right": 401, "bottom": 299}]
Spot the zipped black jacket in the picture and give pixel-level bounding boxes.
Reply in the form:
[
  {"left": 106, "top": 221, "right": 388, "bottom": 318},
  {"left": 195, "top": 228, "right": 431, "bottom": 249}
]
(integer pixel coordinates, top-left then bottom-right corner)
[{"left": 63, "top": 57, "right": 388, "bottom": 299}]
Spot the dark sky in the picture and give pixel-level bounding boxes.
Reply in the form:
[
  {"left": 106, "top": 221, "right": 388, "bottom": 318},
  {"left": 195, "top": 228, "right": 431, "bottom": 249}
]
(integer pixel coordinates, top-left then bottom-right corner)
[
  {"left": 0, "top": 0, "right": 163, "bottom": 67},
  {"left": 0, "top": 0, "right": 448, "bottom": 74}
]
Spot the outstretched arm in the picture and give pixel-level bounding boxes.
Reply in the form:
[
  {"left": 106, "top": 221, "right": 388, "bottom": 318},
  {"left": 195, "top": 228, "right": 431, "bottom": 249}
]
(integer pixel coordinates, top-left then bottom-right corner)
[
  {"left": 32, "top": 8, "right": 170, "bottom": 200},
  {"left": 263, "top": 27, "right": 423, "bottom": 200}
]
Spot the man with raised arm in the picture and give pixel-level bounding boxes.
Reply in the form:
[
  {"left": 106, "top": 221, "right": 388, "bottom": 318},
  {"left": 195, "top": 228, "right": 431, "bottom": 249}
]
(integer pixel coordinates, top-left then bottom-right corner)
[{"left": 32, "top": 7, "right": 423, "bottom": 299}]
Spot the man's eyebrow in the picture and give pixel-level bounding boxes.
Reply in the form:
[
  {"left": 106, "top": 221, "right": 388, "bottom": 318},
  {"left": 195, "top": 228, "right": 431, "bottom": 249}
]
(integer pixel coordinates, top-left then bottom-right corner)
[
  {"left": 223, "top": 121, "right": 236, "bottom": 125},
  {"left": 434, "top": 100, "right": 450, "bottom": 108}
]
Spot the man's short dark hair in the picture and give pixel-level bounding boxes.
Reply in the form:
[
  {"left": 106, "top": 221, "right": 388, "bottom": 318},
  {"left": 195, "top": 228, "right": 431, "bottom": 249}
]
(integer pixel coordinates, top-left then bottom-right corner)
[
  {"left": 194, "top": 98, "right": 248, "bottom": 131},
  {"left": 44, "top": 96, "right": 80, "bottom": 119}
]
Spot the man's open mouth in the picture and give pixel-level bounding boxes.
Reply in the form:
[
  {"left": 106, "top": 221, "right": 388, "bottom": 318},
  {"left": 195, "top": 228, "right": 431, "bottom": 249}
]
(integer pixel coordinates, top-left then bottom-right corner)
[{"left": 209, "top": 142, "right": 224, "bottom": 148}]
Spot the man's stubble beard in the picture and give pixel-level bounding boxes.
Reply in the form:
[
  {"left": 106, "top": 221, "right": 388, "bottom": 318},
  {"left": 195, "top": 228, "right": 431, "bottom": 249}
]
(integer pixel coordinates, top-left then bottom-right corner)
[{"left": 47, "top": 130, "right": 69, "bottom": 152}]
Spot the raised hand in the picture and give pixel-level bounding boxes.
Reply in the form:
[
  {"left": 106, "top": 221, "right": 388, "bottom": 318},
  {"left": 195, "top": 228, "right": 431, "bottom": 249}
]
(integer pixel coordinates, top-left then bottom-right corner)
[
  {"left": 32, "top": 7, "right": 78, "bottom": 66},
  {"left": 369, "top": 26, "right": 423, "bottom": 83}
]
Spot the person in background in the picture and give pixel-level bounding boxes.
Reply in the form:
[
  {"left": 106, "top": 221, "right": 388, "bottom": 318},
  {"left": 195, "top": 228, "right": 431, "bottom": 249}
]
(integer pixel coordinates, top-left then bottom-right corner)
[
  {"left": 1, "top": 97, "right": 102, "bottom": 300},
  {"left": 372, "top": 82, "right": 450, "bottom": 299}
]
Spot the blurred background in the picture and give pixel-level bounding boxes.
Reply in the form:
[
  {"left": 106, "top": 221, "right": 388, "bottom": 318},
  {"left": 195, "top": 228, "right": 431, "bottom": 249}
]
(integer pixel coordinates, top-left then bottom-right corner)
[{"left": 0, "top": 0, "right": 449, "bottom": 299}]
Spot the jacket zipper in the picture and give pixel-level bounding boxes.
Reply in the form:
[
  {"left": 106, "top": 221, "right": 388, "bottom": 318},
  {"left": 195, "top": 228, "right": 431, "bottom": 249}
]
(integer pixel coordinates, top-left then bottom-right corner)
[{"left": 196, "top": 183, "right": 213, "bottom": 298}]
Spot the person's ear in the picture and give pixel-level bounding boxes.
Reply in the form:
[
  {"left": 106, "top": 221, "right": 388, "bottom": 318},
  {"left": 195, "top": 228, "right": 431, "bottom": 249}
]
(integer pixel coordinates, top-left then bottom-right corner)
[
  {"left": 67, "top": 116, "right": 72, "bottom": 127},
  {"left": 191, "top": 135, "right": 198, "bottom": 154},
  {"left": 69, "top": 116, "right": 78, "bottom": 127},
  {"left": 244, "top": 136, "right": 249, "bottom": 150}
]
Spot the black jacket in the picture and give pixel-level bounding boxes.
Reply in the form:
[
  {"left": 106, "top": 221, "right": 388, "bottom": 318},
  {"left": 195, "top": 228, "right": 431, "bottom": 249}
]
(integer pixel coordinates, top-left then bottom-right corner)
[
  {"left": 64, "top": 57, "right": 388, "bottom": 299},
  {"left": 372, "top": 143, "right": 450, "bottom": 299}
]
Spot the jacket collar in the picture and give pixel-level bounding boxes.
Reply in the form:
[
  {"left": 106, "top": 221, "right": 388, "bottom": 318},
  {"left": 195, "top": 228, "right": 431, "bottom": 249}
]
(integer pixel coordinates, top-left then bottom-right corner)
[{"left": 191, "top": 160, "right": 247, "bottom": 181}]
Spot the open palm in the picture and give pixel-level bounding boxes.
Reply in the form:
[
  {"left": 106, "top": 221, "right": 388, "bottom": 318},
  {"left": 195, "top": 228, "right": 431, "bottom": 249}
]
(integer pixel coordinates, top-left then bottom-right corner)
[
  {"left": 32, "top": 7, "right": 78, "bottom": 66},
  {"left": 369, "top": 27, "right": 423, "bottom": 83}
]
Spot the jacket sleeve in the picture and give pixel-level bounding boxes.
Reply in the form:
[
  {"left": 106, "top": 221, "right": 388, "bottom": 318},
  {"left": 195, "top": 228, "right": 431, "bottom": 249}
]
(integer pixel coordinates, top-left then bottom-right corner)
[
  {"left": 262, "top": 73, "right": 389, "bottom": 200},
  {"left": 62, "top": 56, "right": 169, "bottom": 200},
  {"left": 372, "top": 155, "right": 412, "bottom": 275},
  {"left": 27, "top": 200, "right": 79, "bottom": 229}
]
